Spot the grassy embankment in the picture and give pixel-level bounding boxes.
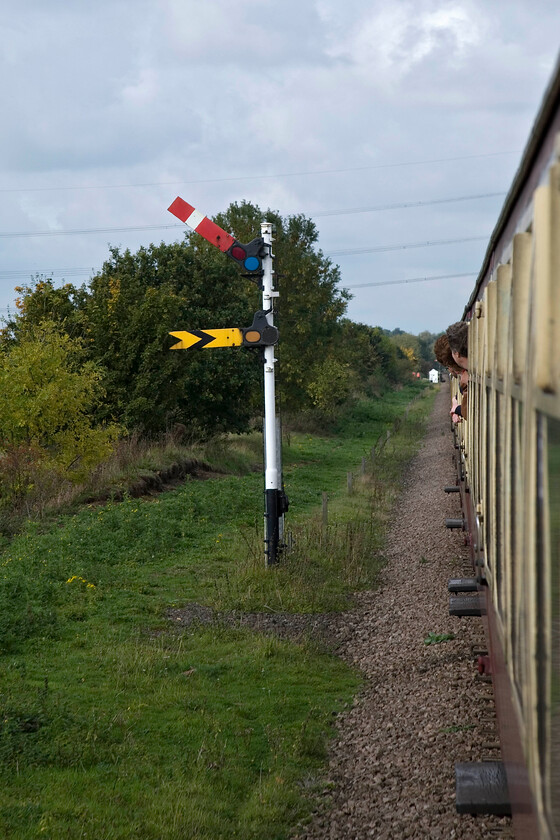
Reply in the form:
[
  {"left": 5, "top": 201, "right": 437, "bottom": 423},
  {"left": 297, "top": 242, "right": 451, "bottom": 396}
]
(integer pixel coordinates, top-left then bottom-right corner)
[{"left": 0, "top": 383, "right": 435, "bottom": 840}]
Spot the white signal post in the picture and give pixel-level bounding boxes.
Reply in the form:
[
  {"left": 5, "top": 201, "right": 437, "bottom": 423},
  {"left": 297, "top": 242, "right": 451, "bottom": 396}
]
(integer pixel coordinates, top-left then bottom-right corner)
[
  {"left": 261, "top": 222, "right": 283, "bottom": 565},
  {"left": 167, "top": 197, "right": 286, "bottom": 566}
]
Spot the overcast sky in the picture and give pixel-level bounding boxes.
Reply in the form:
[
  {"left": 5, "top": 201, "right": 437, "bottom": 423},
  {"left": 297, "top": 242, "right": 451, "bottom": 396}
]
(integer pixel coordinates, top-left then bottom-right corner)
[{"left": 1, "top": 1, "right": 558, "bottom": 333}]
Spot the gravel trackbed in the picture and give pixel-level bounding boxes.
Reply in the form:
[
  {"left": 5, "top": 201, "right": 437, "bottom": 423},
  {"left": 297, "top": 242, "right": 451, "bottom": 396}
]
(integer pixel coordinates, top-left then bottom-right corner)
[{"left": 295, "top": 385, "right": 512, "bottom": 840}]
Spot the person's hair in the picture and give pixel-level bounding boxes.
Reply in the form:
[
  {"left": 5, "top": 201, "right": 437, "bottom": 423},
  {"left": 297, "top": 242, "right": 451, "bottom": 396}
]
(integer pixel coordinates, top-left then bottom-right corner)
[
  {"left": 446, "top": 321, "right": 469, "bottom": 357},
  {"left": 434, "top": 334, "right": 455, "bottom": 367}
]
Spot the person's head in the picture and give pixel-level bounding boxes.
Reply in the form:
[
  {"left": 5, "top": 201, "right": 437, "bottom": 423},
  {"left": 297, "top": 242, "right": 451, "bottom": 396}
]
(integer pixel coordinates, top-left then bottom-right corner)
[
  {"left": 434, "top": 334, "right": 455, "bottom": 368},
  {"left": 446, "top": 321, "right": 469, "bottom": 370}
]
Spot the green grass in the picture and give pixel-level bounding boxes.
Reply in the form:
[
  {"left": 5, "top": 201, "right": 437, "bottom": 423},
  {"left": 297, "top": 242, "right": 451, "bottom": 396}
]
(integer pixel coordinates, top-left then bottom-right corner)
[
  {"left": 0, "top": 383, "right": 435, "bottom": 839},
  {"left": 1, "top": 629, "right": 357, "bottom": 839},
  {"left": 423, "top": 632, "right": 456, "bottom": 645}
]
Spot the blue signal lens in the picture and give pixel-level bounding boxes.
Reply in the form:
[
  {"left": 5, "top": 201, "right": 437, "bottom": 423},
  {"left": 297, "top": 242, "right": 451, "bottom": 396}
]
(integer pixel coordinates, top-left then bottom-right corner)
[{"left": 244, "top": 256, "right": 260, "bottom": 271}]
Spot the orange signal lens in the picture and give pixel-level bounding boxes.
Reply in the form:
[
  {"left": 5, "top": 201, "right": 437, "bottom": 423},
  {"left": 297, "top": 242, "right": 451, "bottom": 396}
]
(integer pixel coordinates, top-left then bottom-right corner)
[{"left": 244, "top": 330, "right": 261, "bottom": 343}]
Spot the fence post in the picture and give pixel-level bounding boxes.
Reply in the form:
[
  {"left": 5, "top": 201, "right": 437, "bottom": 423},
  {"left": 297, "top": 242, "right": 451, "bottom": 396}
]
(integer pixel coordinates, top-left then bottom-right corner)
[
  {"left": 322, "top": 492, "right": 328, "bottom": 537},
  {"left": 347, "top": 472, "right": 353, "bottom": 494}
]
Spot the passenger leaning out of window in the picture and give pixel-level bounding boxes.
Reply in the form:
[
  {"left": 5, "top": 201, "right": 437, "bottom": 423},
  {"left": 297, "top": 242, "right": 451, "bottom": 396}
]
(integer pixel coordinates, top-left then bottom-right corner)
[
  {"left": 433, "top": 331, "right": 467, "bottom": 423},
  {"left": 446, "top": 321, "right": 469, "bottom": 422}
]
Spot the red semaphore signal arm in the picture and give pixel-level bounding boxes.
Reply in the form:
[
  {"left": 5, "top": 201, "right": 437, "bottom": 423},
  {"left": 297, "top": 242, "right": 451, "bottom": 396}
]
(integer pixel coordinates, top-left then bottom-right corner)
[
  {"left": 168, "top": 196, "right": 235, "bottom": 253},
  {"left": 168, "top": 196, "right": 265, "bottom": 272}
]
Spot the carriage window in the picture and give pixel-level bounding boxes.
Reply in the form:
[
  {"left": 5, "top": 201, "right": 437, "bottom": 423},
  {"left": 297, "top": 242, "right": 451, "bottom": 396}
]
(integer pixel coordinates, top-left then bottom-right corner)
[
  {"left": 485, "top": 386, "right": 493, "bottom": 570},
  {"left": 512, "top": 400, "right": 526, "bottom": 710},
  {"left": 510, "top": 401, "right": 518, "bottom": 676},
  {"left": 495, "top": 392, "right": 503, "bottom": 614},
  {"left": 547, "top": 417, "right": 560, "bottom": 833}
]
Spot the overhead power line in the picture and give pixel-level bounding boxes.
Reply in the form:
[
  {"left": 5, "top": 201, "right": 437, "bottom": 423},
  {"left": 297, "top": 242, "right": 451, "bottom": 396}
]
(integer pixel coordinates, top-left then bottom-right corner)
[
  {"left": 0, "top": 267, "right": 94, "bottom": 282},
  {"left": 0, "top": 224, "right": 182, "bottom": 239},
  {"left": 0, "top": 267, "right": 94, "bottom": 277},
  {"left": 313, "top": 192, "right": 505, "bottom": 217},
  {"left": 0, "top": 191, "right": 504, "bottom": 240},
  {"left": 0, "top": 151, "right": 520, "bottom": 194},
  {"left": 0, "top": 237, "right": 489, "bottom": 284},
  {"left": 344, "top": 272, "right": 477, "bottom": 289},
  {"left": 0, "top": 272, "right": 479, "bottom": 312},
  {"left": 327, "top": 235, "right": 488, "bottom": 257}
]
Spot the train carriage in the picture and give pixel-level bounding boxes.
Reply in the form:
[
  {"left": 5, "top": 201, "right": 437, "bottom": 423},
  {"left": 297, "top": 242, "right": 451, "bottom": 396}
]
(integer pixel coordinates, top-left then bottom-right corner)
[{"left": 453, "top": 53, "right": 560, "bottom": 840}]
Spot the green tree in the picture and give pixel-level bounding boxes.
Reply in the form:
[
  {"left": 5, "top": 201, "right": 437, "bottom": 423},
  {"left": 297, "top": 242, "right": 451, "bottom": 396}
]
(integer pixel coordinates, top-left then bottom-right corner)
[
  {"left": 0, "top": 321, "right": 118, "bottom": 480},
  {"left": 338, "top": 320, "right": 406, "bottom": 390},
  {"left": 215, "top": 203, "right": 350, "bottom": 412},
  {"left": 1, "top": 277, "right": 87, "bottom": 348},
  {"left": 3, "top": 203, "right": 351, "bottom": 434},
  {"left": 81, "top": 240, "right": 262, "bottom": 434},
  {"left": 307, "top": 358, "right": 355, "bottom": 415},
  {"left": 417, "top": 330, "right": 442, "bottom": 375},
  {"left": 388, "top": 332, "right": 420, "bottom": 365}
]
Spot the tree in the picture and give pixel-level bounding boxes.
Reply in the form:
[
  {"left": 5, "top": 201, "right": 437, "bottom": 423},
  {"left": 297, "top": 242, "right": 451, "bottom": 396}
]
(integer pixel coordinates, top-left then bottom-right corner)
[
  {"left": 417, "top": 330, "right": 442, "bottom": 375},
  {"left": 214, "top": 203, "right": 350, "bottom": 411},
  {"left": 0, "top": 321, "right": 118, "bottom": 480},
  {"left": 81, "top": 239, "right": 264, "bottom": 434},
  {"left": 3, "top": 203, "right": 376, "bottom": 435},
  {"left": 1, "top": 277, "right": 87, "bottom": 347},
  {"left": 6, "top": 202, "right": 351, "bottom": 434},
  {"left": 307, "top": 358, "right": 355, "bottom": 415},
  {"left": 338, "top": 320, "right": 406, "bottom": 390}
]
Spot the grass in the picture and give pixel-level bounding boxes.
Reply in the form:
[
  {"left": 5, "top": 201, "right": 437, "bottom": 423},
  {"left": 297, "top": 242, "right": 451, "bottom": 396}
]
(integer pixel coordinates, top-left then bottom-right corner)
[
  {"left": 0, "top": 383, "right": 435, "bottom": 839},
  {"left": 423, "top": 632, "right": 456, "bottom": 645},
  {"left": 1, "top": 629, "right": 357, "bottom": 839}
]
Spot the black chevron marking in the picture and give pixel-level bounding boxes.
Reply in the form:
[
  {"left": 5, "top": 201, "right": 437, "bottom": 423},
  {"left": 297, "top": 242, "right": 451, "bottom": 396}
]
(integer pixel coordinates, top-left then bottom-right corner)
[{"left": 189, "top": 329, "right": 214, "bottom": 348}]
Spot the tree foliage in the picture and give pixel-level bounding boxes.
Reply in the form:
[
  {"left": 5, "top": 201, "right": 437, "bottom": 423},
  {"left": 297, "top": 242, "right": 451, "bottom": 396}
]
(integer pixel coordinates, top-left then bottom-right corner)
[
  {"left": 383, "top": 328, "right": 441, "bottom": 375},
  {"left": 1, "top": 202, "right": 425, "bottom": 440},
  {"left": 214, "top": 203, "right": 349, "bottom": 411},
  {"left": 3, "top": 203, "right": 352, "bottom": 435},
  {"left": 0, "top": 321, "right": 118, "bottom": 480},
  {"left": 338, "top": 320, "right": 412, "bottom": 389}
]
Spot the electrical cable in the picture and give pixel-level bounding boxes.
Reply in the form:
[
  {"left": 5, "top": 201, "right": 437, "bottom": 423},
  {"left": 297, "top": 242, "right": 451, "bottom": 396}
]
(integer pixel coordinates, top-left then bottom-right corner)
[
  {"left": 0, "top": 235, "right": 488, "bottom": 284},
  {"left": 0, "top": 192, "right": 504, "bottom": 240},
  {"left": 0, "top": 224, "right": 181, "bottom": 239},
  {"left": 327, "top": 235, "right": 488, "bottom": 257},
  {"left": 343, "top": 272, "right": 477, "bottom": 289},
  {"left": 313, "top": 191, "right": 505, "bottom": 217},
  {"left": 0, "top": 151, "right": 520, "bottom": 194}
]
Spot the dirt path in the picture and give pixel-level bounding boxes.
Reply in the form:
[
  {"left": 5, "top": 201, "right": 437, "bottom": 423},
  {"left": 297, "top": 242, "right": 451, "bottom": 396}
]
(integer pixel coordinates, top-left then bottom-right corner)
[{"left": 296, "top": 385, "right": 511, "bottom": 840}]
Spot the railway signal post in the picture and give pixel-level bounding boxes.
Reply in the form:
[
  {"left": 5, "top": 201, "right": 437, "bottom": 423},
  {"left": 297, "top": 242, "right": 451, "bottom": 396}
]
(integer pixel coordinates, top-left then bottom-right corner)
[
  {"left": 167, "top": 198, "right": 287, "bottom": 566},
  {"left": 259, "top": 221, "right": 286, "bottom": 566}
]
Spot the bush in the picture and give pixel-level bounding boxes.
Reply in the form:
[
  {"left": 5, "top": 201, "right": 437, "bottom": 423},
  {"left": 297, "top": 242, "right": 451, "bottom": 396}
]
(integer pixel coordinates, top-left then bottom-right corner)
[{"left": 0, "top": 322, "right": 120, "bottom": 518}]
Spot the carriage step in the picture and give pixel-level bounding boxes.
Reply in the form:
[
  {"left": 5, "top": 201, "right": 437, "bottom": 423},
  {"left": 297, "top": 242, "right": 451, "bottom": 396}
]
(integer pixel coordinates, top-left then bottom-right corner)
[
  {"left": 445, "top": 518, "right": 465, "bottom": 529},
  {"left": 455, "top": 762, "right": 511, "bottom": 815},
  {"left": 448, "top": 578, "right": 478, "bottom": 593},
  {"left": 449, "top": 594, "right": 484, "bottom": 616}
]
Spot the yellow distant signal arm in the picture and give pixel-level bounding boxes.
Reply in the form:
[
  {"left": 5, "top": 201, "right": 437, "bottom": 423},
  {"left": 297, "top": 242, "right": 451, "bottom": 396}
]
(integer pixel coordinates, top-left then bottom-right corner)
[
  {"left": 169, "top": 328, "right": 243, "bottom": 350},
  {"left": 170, "top": 312, "right": 279, "bottom": 351}
]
